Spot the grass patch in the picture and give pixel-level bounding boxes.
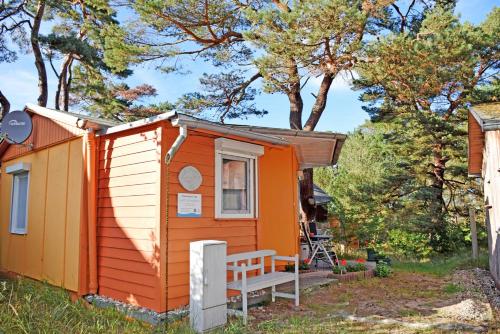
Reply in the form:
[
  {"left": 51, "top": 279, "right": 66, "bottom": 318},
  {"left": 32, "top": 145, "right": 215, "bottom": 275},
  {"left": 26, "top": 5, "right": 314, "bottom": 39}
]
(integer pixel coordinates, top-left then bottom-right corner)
[
  {"left": 443, "top": 283, "right": 464, "bottom": 294},
  {"left": 392, "top": 251, "right": 488, "bottom": 277},
  {"left": 0, "top": 277, "right": 156, "bottom": 333}
]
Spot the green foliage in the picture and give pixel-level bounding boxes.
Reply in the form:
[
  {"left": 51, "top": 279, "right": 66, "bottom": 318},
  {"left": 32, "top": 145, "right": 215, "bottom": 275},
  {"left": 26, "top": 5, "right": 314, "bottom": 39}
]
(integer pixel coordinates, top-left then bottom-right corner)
[
  {"left": 132, "top": 0, "right": 387, "bottom": 125},
  {"left": 316, "top": 5, "right": 497, "bottom": 256},
  {"left": 387, "top": 229, "right": 433, "bottom": 260},
  {"left": 374, "top": 262, "right": 392, "bottom": 278},
  {"left": 346, "top": 263, "right": 367, "bottom": 272}
]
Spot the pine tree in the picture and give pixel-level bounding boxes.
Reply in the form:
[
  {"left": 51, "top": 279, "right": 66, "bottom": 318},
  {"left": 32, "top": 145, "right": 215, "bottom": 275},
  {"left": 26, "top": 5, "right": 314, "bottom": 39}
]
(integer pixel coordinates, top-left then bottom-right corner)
[
  {"left": 131, "top": 0, "right": 389, "bottom": 220},
  {"left": 355, "top": 7, "right": 499, "bottom": 250}
]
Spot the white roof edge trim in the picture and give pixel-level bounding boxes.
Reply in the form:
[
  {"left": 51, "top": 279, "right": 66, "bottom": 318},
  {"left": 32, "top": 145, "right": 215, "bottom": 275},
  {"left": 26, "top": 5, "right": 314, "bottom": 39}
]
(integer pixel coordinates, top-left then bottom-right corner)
[
  {"left": 174, "top": 115, "right": 289, "bottom": 146},
  {"left": 100, "top": 111, "right": 177, "bottom": 135},
  {"left": 469, "top": 108, "right": 486, "bottom": 131},
  {"left": 25, "top": 103, "right": 81, "bottom": 128}
]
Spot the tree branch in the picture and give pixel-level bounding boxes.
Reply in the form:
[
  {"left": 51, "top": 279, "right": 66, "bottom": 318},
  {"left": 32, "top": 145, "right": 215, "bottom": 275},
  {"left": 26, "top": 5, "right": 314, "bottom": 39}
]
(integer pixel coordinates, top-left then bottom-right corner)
[
  {"left": 220, "top": 72, "right": 262, "bottom": 123},
  {"left": 0, "top": 90, "right": 10, "bottom": 118}
]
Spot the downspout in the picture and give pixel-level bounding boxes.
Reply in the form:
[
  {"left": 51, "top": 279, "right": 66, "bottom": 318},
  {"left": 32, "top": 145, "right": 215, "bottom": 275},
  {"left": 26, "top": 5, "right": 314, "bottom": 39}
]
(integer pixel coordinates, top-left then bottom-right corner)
[
  {"left": 86, "top": 129, "right": 98, "bottom": 293},
  {"left": 165, "top": 124, "right": 187, "bottom": 164},
  {"left": 164, "top": 123, "right": 187, "bottom": 314}
]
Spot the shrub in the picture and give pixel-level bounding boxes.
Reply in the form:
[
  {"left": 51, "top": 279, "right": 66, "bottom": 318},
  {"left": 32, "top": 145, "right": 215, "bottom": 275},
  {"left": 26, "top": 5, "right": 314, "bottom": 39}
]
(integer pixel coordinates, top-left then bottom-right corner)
[
  {"left": 332, "top": 266, "right": 344, "bottom": 274},
  {"left": 387, "top": 229, "right": 433, "bottom": 259},
  {"left": 346, "top": 263, "right": 366, "bottom": 272},
  {"left": 375, "top": 261, "right": 392, "bottom": 277}
]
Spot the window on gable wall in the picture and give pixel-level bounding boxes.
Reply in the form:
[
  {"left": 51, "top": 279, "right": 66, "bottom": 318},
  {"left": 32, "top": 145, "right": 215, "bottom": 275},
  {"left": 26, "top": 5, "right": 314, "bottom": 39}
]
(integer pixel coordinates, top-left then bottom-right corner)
[
  {"left": 215, "top": 138, "right": 263, "bottom": 219},
  {"left": 6, "top": 163, "right": 31, "bottom": 234}
]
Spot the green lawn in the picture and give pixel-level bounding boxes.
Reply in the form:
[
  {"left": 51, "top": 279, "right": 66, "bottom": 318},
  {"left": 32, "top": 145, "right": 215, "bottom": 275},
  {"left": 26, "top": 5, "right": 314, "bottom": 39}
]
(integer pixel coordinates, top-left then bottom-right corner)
[{"left": 391, "top": 251, "right": 488, "bottom": 277}]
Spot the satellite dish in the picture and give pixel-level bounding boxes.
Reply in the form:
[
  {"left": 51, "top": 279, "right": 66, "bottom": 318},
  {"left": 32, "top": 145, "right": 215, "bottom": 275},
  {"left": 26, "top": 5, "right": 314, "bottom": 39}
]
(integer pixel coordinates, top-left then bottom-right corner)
[{"left": 0, "top": 110, "right": 33, "bottom": 144}]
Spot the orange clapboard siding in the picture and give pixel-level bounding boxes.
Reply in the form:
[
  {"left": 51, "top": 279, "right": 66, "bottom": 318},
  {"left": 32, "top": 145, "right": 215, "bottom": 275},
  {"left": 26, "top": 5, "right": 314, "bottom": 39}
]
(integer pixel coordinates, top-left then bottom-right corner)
[
  {"left": 99, "top": 140, "right": 158, "bottom": 160},
  {"left": 98, "top": 247, "right": 155, "bottom": 263},
  {"left": 97, "top": 217, "right": 155, "bottom": 229},
  {"left": 97, "top": 236, "right": 155, "bottom": 252},
  {"left": 165, "top": 125, "right": 299, "bottom": 311},
  {"left": 99, "top": 131, "right": 159, "bottom": 150},
  {"left": 468, "top": 112, "right": 484, "bottom": 175},
  {"left": 96, "top": 125, "right": 164, "bottom": 312},
  {"left": 98, "top": 184, "right": 156, "bottom": 198},
  {"left": 99, "top": 267, "right": 158, "bottom": 288},
  {"left": 99, "top": 162, "right": 158, "bottom": 179}
]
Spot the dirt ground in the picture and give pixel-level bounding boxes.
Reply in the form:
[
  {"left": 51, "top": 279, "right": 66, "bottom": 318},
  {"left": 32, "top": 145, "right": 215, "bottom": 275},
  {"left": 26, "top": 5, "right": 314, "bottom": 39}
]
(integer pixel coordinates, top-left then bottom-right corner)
[{"left": 244, "top": 270, "right": 499, "bottom": 333}]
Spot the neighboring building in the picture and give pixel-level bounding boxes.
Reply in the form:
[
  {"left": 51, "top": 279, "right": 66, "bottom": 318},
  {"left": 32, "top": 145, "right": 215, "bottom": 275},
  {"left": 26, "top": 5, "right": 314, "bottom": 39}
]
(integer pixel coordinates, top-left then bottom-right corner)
[
  {"left": 0, "top": 104, "right": 345, "bottom": 312},
  {"left": 468, "top": 102, "right": 500, "bottom": 288}
]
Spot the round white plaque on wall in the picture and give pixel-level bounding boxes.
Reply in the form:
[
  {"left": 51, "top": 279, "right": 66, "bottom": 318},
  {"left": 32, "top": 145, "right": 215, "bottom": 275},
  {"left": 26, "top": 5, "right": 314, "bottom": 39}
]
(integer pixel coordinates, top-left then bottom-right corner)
[{"left": 178, "top": 166, "right": 203, "bottom": 191}]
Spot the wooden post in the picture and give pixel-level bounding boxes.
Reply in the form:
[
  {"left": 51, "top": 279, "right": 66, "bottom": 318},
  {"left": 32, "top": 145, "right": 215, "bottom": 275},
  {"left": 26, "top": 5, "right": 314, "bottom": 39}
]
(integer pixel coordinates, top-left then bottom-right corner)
[{"left": 469, "top": 207, "right": 478, "bottom": 260}]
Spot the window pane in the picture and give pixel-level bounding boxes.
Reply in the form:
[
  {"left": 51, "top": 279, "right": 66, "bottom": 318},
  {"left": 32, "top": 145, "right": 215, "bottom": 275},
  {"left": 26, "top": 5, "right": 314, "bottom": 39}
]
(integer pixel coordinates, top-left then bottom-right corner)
[
  {"left": 222, "top": 158, "right": 248, "bottom": 211},
  {"left": 11, "top": 173, "right": 28, "bottom": 233}
]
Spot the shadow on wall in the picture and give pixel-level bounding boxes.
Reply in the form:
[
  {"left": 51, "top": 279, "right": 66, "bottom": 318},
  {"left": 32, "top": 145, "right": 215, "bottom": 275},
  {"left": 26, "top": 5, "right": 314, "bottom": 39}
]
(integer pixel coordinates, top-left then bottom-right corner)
[{"left": 97, "top": 129, "right": 163, "bottom": 311}]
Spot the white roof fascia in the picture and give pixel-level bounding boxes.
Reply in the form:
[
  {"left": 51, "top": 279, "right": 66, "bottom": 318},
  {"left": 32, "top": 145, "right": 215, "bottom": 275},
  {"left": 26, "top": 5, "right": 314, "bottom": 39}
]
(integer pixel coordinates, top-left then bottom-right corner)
[
  {"left": 26, "top": 103, "right": 82, "bottom": 128},
  {"left": 100, "top": 111, "right": 177, "bottom": 135},
  {"left": 173, "top": 115, "right": 289, "bottom": 146}
]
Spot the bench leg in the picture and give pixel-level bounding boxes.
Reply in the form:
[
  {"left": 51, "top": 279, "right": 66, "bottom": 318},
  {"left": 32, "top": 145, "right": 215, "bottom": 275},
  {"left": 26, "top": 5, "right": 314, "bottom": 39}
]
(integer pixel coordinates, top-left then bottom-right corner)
[
  {"left": 295, "top": 255, "right": 300, "bottom": 307},
  {"left": 272, "top": 285, "right": 276, "bottom": 302},
  {"left": 295, "top": 279, "right": 300, "bottom": 306},
  {"left": 242, "top": 291, "right": 248, "bottom": 325}
]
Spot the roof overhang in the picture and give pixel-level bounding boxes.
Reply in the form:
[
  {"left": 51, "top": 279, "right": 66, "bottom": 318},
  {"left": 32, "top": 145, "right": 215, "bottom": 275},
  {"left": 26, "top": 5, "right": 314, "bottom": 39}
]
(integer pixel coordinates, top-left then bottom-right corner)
[
  {"left": 227, "top": 125, "right": 346, "bottom": 169},
  {"left": 25, "top": 103, "right": 117, "bottom": 130},
  {"left": 100, "top": 112, "right": 347, "bottom": 169},
  {"left": 470, "top": 103, "right": 500, "bottom": 131}
]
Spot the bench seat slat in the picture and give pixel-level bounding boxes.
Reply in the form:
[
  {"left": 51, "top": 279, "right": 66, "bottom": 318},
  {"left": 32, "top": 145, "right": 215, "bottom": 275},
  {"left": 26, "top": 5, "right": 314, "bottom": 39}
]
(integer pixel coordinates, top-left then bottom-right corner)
[
  {"left": 227, "top": 272, "right": 295, "bottom": 292},
  {"left": 226, "top": 250, "right": 276, "bottom": 263}
]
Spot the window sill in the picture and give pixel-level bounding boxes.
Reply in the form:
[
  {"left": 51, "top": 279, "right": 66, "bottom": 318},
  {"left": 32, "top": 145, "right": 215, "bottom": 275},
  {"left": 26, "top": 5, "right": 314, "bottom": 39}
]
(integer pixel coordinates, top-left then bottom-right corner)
[{"left": 214, "top": 217, "right": 258, "bottom": 221}]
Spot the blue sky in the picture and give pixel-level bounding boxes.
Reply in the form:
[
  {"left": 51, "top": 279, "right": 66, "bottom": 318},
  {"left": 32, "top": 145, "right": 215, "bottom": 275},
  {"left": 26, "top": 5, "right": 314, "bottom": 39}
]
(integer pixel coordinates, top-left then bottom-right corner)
[{"left": 0, "top": 0, "right": 498, "bottom": 134}]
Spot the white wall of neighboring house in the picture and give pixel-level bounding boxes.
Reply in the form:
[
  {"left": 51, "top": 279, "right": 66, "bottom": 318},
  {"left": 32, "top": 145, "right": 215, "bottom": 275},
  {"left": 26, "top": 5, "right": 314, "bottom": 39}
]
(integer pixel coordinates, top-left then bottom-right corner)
[{"left": 483, "top": 130, "right": 500, "bottom": 286}]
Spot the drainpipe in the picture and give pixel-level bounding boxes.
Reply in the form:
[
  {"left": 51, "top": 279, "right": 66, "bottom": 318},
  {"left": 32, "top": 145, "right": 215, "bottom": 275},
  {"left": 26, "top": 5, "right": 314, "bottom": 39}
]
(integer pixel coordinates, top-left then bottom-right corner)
[
  {"left": 86, "top": 129, "right": 98, "bottom": 293},
  {"left": 165, "top": 124, "right": 187, "bottom": 164}
]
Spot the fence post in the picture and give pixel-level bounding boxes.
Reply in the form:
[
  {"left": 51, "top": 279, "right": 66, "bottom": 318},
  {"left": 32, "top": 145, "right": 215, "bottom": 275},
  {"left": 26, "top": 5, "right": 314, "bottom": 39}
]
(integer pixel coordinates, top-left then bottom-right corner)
[{"left": 469, "top": 207, "right": 478, "bottom": 260}]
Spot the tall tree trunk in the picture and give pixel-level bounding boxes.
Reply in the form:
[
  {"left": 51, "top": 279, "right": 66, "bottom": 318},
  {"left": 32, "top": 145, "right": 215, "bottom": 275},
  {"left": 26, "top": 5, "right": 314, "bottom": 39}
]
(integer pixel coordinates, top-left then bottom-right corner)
[
  {"left": 63, "top": 58, "right": 73, "bottom": 111},
  {"left": 55, "top": 54, "right": 73, "bottom": 110},
  {"left": 288, "top": 60, "right": 303, "bottom": 130},
  {"left": 429, "top": 143, "right": 448, "bottom": 251},
  {"left": 300, "top": 73, "right": 335, "bottom": 222},
  {"left": 0, "top": 90, "right": 10, "bottom": 119},
  {"left": 31, "top": 0, "right": 48, "bottom": 107},
  {"left": 303, "top": 73, "right": 333, "bottom": 131}
]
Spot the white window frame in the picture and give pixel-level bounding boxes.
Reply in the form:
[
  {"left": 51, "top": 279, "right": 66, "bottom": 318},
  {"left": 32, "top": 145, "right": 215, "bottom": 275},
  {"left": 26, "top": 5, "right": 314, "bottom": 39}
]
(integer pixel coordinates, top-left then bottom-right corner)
[
  {"left": 215, "top": 138, "right": 263, "bottom": 219},
  {"left": 9, "top": 171, "right": 30, "bottom": 235}
]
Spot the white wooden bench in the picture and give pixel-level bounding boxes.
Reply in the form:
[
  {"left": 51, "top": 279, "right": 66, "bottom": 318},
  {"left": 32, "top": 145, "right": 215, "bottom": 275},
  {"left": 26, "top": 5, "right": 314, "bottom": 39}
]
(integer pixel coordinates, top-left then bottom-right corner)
[{"left": 226, "top": 250, "right": 299, "bottom": 324}]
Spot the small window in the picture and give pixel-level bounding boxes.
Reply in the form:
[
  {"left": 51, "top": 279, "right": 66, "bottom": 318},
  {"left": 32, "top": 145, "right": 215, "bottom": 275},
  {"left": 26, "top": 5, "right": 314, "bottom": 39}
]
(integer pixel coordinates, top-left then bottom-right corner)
[
  {"left": 222, "top": 156, "right": 250, "bottom": 214},
  {"left": 215, "top": 138, "right": 262, "bottom": 219},
  {"left": 10, "top": 172, "right": 29, "bottom": 234}
]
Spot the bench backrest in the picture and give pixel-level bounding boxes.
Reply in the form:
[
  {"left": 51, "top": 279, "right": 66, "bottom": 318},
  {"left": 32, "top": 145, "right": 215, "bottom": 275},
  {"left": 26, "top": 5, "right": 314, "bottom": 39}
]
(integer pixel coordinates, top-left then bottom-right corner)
[{"left": 226, "top": 249, "right": 276, "bottom": 263}]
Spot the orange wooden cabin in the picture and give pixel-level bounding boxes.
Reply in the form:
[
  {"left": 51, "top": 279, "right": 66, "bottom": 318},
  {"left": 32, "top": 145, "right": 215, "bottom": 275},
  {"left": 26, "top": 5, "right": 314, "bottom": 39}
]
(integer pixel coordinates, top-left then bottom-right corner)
[{"left": 0, "top": 104, "right": 345, "bottom": 313}]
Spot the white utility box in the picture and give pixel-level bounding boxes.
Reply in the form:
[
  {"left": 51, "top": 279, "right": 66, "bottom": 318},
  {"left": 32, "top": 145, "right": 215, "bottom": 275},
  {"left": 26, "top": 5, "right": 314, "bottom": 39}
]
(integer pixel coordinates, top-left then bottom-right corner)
[{"left": 189, "top": 240, "right": 227, "bottom": 333}]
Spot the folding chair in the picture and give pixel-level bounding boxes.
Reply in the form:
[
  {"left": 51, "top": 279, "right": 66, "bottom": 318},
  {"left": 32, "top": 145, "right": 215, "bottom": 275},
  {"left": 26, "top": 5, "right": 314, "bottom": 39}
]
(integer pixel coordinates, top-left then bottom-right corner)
[{"left": 301, "top": 221, "right": 338, "bottom": 268}]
